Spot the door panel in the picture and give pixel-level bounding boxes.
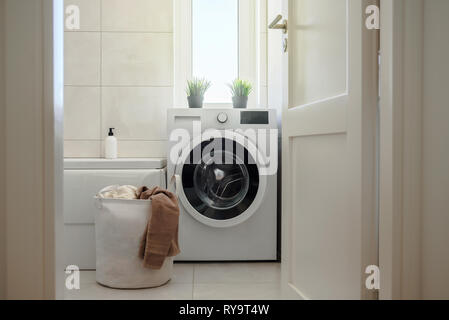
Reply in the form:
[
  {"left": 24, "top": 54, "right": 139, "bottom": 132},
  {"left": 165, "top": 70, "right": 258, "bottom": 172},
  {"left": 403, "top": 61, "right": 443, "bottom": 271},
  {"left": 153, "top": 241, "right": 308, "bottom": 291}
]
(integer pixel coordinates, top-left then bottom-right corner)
[
  {"left": 272, "top": 0, "right": 378, "bottom": 299},
  {"left": 290, "top": 0, "right": 347, "bottom": 107},
  {"left": 291, "top": 134, "right": 358, "bottom": 299}
]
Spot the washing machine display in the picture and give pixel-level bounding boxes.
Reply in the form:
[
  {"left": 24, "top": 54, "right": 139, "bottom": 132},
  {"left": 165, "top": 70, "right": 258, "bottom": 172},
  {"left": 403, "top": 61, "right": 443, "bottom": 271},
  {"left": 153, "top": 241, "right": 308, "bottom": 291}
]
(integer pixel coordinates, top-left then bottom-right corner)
[{"left": 181, "top": 138, "right": 260, "bottom": 221}]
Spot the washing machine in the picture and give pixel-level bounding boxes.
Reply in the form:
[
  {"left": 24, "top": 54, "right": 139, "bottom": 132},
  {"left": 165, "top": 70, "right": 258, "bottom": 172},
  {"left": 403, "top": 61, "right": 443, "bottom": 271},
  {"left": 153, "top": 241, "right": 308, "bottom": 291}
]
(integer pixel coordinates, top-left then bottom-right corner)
[{"left": 167, "top": 108, "right": 278, "bottom": 261}]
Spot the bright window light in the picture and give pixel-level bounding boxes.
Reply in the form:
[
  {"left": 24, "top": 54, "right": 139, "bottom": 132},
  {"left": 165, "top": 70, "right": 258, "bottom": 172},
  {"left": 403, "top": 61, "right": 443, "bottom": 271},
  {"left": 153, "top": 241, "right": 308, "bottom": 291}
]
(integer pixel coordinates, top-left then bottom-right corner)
[{"left": 192, "top": 0, "right": 239, "bottom": 103}]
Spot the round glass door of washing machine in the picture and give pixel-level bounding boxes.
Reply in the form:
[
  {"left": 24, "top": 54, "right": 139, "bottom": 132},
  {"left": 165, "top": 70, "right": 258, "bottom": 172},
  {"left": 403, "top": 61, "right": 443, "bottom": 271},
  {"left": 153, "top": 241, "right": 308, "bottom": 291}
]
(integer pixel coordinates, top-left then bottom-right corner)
[{"left": 177, "top": 134, "right": 267, "bottom": 228}]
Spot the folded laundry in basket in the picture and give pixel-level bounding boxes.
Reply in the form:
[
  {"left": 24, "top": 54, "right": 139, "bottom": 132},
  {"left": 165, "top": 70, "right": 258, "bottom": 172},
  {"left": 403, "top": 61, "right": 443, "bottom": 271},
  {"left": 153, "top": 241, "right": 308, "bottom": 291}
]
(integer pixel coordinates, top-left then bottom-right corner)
[
  {"left": 97, "top": 185, "right": 138, "bottom": 199},
  {"left": 137, "top": 186, "right": 180, "bottom": 270}
]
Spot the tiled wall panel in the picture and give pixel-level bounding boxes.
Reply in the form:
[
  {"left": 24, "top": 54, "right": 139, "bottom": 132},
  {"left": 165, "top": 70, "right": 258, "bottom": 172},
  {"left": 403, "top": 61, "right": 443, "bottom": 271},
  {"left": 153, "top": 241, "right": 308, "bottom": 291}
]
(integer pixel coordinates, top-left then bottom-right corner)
[{"left": 64, "top": 0, "right": 173, "bottom": 158}]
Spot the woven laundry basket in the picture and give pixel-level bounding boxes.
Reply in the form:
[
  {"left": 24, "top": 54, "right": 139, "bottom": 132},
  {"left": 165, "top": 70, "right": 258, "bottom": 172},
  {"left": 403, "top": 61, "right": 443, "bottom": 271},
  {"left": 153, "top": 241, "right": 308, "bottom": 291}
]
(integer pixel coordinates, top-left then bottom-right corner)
[{"left": 94, "top": 197, "right": 173, "bottom": 289}]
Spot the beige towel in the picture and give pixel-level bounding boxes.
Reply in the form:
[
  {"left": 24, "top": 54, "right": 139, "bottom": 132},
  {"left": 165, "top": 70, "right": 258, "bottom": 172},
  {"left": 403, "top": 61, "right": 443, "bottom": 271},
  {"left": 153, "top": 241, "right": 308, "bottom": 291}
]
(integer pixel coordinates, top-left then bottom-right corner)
[{"left": 137, "top": 186, "right": 180, "bottom": 269}]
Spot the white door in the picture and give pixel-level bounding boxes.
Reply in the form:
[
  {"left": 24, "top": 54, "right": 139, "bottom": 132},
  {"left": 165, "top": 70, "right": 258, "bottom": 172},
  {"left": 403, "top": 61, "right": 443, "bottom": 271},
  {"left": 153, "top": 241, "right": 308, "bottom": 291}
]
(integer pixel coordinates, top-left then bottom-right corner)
[{"left": 268, "top": 0, "right": 379, "bottom": 299}]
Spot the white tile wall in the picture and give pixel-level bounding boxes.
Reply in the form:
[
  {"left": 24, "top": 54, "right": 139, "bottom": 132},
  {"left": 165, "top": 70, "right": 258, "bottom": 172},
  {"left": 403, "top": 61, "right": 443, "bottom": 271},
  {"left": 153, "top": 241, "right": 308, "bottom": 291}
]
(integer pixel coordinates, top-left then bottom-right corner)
[
  {"left": 102, "top": 33, "right": 173, "bottom": 86},
  {"left": 64, "top": 32, "right": 101, "bottom": 85},
  {"left": 100, "top": 141, "right": 167, "bottom": 158},
  {"left": 115, "top": 141, "right": 167, "bottom": 158},
  {"left": 64, "top": 0, "right": 174, "bottom": 158},
  {"left": 101, "top": 0, "right": 173, "bottom": 32},
  {"left": 64, "top": 0, "right": 101, "bottom": 32},
  {"left": 64, "top": 0, "right": 266, "bottom": 157},
  {"left": 64, "top": 141, "right": 102, "bottom": 158},
  {"left": 64, "top": 86, "right": 101, "bottom": 140},
  {"left": 101, "top": 86, "right": 172, "bottom": 140}
]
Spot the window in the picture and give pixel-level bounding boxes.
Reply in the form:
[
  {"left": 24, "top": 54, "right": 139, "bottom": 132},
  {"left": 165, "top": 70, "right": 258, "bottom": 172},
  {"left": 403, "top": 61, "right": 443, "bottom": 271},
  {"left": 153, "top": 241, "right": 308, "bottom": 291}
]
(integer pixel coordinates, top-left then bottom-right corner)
[
  {"left": 174, "top": 0, "right": 257, "bottom": 108},
  {"left": 192, "top": 0, "right": 239, "bottom": 103}
]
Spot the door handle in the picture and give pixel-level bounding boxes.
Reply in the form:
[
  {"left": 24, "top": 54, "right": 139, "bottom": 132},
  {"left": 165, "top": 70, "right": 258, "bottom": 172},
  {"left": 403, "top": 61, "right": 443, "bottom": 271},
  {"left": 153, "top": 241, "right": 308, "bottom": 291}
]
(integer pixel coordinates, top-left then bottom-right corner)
[{"left": 268, "top": 14, "right": 287, "bottom": 34}]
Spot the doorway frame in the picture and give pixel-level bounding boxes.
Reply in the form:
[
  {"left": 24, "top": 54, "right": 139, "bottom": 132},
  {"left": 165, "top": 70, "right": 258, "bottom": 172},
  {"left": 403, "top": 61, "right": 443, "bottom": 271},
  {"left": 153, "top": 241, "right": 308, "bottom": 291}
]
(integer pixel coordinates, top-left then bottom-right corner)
[
  {"left": 43, "top": 0, "right": 65, "bottom": 300},
  {"left": 1, "top": 0, "right": 63, "bottom": 299},
  {"left": 378, "top": 0, "right": 423, "bottom": 300},
  {"left": 37, "top": 0, "right": 425, "bottom": 300}
]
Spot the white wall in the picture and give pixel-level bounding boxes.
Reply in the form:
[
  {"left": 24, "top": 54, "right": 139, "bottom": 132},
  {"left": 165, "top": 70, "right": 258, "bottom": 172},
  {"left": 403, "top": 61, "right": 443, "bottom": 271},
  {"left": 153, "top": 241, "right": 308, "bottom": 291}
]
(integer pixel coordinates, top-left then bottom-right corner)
[
  {"left": 0, "top": 0, "right": 6, "bottom": 300},
  {"left": 5, "top": 0, "right": 46, "bottom": 299},
  {"left": 380, "top": 0, "right": 449, "bottom": 300},
  {"left": 266, "top": 0, "right": 283, "bottom": 110},
  {"left": 2, "top": 0, "right": 63, "bottom": 300},
  {"left": 64, "top": 0, "right": 173, "bottom": 158},
  {"left": 4, "top": 0, "right": 45, "bottom": 299},
  {"left": 421, "top": 0, "right": 449, "bottom": 300},
  {"left": 257, "top": 0, "right": 268, "bottom": 108}
]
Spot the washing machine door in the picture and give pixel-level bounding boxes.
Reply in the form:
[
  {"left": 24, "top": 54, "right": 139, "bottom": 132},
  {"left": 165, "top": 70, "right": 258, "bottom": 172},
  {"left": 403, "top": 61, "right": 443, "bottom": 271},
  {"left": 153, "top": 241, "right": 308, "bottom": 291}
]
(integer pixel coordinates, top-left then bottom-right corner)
[{"left": 175, "top": 131, "right": 267, "bottom": 228}]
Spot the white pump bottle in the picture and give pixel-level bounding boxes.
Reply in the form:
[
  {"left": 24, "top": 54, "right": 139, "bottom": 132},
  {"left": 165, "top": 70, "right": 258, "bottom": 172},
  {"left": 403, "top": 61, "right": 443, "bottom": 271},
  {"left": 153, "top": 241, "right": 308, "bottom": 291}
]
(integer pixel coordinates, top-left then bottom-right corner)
[{"left": 105, "top": 128, "right": 117, "bottom": 159}]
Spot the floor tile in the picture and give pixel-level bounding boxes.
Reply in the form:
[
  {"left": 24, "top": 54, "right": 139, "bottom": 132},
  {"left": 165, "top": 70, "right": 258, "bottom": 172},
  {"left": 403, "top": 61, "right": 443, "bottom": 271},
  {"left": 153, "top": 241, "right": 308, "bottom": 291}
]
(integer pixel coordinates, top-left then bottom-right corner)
[
  {"left": 65, "top": 263, "right": 281, "bottom": 300},
  {"left": 193, "top": 282, "right": 282, "bottom": 300},
  {"left": 65, "top": 280, "right": 192, "bottom": 300},
  {"left": 79, "top": 270, "right": 96, "bottom": 285},
  {"left": 194, "top": 263, "right": 281, "bottom": 284},
  {"left": 172, "top": 263, "right": 194, "bottom": 284}
]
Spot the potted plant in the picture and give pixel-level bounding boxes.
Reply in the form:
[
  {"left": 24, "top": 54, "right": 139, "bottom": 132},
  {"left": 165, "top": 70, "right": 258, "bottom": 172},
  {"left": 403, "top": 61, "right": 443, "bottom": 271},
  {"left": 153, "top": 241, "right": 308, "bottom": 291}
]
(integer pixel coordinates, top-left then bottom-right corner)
[
  {"left": 186, "top": 77, "right": 211, "bottom": 108},
  {"left": 228, "top": 79, "right": 253, "bottom": 109}
]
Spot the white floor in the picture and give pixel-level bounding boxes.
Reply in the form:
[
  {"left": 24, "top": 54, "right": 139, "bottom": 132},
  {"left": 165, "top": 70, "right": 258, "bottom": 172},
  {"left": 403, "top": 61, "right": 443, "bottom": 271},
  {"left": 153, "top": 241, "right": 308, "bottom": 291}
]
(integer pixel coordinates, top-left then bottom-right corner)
[{"left": 64, "top": 263, "right": 282, "bottom": 300}]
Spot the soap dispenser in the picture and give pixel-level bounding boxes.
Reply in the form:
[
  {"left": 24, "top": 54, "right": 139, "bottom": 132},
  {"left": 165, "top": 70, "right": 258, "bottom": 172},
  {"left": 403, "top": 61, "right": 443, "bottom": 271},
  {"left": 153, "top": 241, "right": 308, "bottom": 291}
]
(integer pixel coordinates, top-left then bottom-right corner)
[{"left": 105, "top": 128, "right": 117, "bottom": 159}]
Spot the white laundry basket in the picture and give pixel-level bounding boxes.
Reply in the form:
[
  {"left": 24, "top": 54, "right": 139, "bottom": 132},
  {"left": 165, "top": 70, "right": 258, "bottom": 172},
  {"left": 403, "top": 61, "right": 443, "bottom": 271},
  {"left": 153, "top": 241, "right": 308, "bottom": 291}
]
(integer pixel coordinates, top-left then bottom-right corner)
[{"left": 94, "top": 197, "right": 173, "bottom": 289}]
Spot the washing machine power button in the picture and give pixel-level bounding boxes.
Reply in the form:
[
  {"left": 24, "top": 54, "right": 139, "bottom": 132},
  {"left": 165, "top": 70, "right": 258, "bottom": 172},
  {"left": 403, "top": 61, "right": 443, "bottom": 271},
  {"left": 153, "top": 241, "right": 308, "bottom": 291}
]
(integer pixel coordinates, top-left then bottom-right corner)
[{"left": 217, "top": 112, "right": 228, "bottom": 124}]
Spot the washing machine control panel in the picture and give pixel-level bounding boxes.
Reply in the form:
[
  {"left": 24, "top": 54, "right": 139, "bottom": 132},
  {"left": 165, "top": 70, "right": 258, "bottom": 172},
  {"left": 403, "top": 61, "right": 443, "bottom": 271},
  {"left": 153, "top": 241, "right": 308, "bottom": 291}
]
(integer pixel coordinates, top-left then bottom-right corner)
[{"left": 217, "top": 112, "right": 228, "bottom": 124}]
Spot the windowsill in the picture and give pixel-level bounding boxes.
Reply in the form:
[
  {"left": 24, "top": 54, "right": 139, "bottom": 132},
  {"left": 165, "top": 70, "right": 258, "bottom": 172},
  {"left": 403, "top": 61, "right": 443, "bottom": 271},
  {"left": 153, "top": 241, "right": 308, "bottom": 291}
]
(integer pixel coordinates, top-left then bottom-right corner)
[
  {"left": 202, "top": 103, "right": 233, "bottom": 108},
  {"left": 174, "top": 103, "right": 234, "bottom": 109}
]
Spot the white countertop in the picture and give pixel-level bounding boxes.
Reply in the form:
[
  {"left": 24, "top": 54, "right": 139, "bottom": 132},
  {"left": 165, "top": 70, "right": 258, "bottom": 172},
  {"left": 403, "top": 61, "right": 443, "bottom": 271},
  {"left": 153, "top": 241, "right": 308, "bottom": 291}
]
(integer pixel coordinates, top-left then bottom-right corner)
[{"left": 64, "top": 158, "right": 167, "bottom": 170}]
